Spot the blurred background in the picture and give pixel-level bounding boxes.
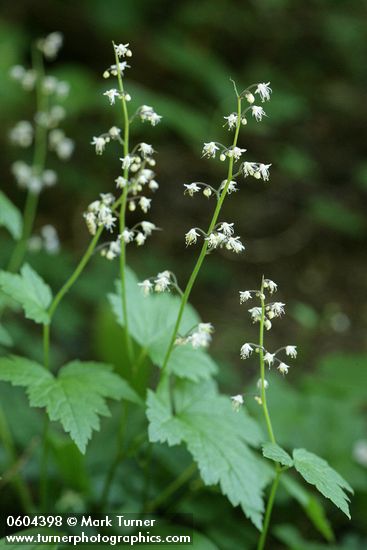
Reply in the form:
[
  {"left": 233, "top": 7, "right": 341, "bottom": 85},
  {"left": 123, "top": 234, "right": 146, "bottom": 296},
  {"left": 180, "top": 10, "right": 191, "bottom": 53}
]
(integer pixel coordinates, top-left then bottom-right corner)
[{"left": 0, "top": 0, "right": 366, "bottom": 547}]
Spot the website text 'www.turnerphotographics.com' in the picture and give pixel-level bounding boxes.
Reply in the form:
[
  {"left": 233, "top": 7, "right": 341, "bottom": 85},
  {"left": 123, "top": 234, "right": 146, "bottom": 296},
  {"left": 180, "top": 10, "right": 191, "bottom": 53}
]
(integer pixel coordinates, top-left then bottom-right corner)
[{"left": 2, "top": 514, "right": 193, "bottom": 546}]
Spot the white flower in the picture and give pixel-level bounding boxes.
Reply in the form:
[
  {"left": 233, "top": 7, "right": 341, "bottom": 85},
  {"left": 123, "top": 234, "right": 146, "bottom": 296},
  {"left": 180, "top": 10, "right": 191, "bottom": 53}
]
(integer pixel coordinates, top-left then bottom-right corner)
[
  {"left": 231, "top": 394, "right": 244, "bottom": 412},
  {"left": 149, "top": 180, "right": 159, "bottom": 191},
  {"left": 265, "top": 319, "right": 272, "bottom": 331},
  {"left": 264, "top": 352, "right": 275, "bottom": 366},
  {"left": 242, "top": 162, "right": 258, "bottom": 177},
  {"left": 56, "top": 81, "right": 70, "bottom": 98},
  {"left": 240, "top": 343, "right": 253, "bottom": 359},
  {"left": 103, "top": 89, "right": 120, "bottom": 105},
  {"left": 249, "top": 307, "right": 262, "bottom": 322},
  {"left": 91, "top": 136, "right": 107, "bottom": 155},
  {"left": 285, "top": 346, "right": 297, "bottom": 358},
  {"left": 184, "top": 183, "right": 200, "bottom": 196},
  {"left": 84, "top": 212, "right": 97, "bottom": 235},
  {"left": 39, "top": 32, "right": 63, "bottom": 59},
  {"left": 109, "top": 126, "right": 121, "bottom": 138},
  {"left": 139, "top": 142, "right": 154, "bottom": 157},
  {"left": 198, "top": 322, "right": 214, "bottom": 334},
  {"left": 122, "top": 229, "right": 134, "bottom": 243},
  {"left": 245, "top": 92, "right": 255, "bottom": 104},
  {"left": 269, "top": 302, "right": 285, "bottom": 318},
  {"left": 9, "top": 121, "right": 33, "bottom": 148},
  {"left": 226, "top": 236, "right": 245, "bottom": 254},
  {"left": 139, "top": 197, "right": 151, "bottom": 213},
  {"left": 228, "top": 147, "right": 246, "bottom": 161},
  {"left": 138, "top": 279, "right": 153, "bottom": 296},
  {"left": 277, "top": 362, "right": 290, "bottom": 375},
  {"left": 10, "top": 65, "right": 25, "bottom": 81},
  {"left": 141, "top": 221, "right": 157, "bottom": 235},
  {"left": 185, "top": 228, "right": 200, "bottom": 246},
  {"left": 217, "top": 222, "right": 234, "bottom": 236},
  {"left": 227, "top": 181, "right": 238, "bottom": 194},
  {"left": 154, "top": 271, "right": 171, "bottom": 292},
  {"left": 239, "top": 290, "right": 252, "bottom": 303},
  {"left": 115, "top": 176, "right": 127, "bottom": 188},
  {"left": 263, "top": 279, "right": 277, "bottom": 293},
  {"left": 258, "top": 163, "right": 272, "bottom": 181},
  {"left": 114, "top": 43, "right": 132, "bottom": 57},
  {"left": 42, "top": 170, "right": 57, "bottom": 187},
  {"left": 203, "top": 187, "right": 212, "bottom": 198},
  {"left": 120, "top": 155, "right": 133, "bottom": 170},
  {"left": 202, "top": 142, "right": 219, "bottom": 158},
  {"left": 135, "top": 232, "right": 146, "bottom": 246},
  {"left": 257, "top": 378, "right": 269, "bottom": 389},
  {"left": 251, "top": 106, "right": 267, "bottom": 121},
  {"left": 255, "top": 82, "right": 272, "bottom": 102},
  {"left": 189, "top": 331, "right": 211, "bottom": 348},
  {"left": 224, "top": 113, "right": 238, "bottom": 130},
  {"left": 55, "top": 138, "right": 74, "bottom": 160},
  {"left": 206, "top": 233, "right": 221, "bottom": 249},
  {"left": 139, "top": 105, "right": 162, "bottom": 126}
]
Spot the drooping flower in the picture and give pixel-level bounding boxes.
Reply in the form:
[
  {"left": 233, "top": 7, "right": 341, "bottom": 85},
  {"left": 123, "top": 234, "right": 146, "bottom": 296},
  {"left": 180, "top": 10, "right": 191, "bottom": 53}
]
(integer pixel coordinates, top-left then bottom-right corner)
[
  {"left": 202, "top": 142, "right": 219, "bottom": 158},
  {"left": 255, "top": 82, "right": 272, "bottom": 102},
  {"left": 251, "top": 106, "right": 267, "bottom": 122},
  {"left": 240, "top": 343, "right": 253, "bottom": 359}
]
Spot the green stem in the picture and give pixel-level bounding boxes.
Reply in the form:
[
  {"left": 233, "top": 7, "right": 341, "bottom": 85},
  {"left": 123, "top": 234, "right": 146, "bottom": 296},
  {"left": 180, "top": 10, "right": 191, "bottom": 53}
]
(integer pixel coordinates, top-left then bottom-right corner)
[
  {"left": 159, "top": 95, "right": 242, "bottom": 383},
  {"left": 257, "top": 277, "right": 281, "bottom": 549},
  {"left": 257, "top": 470, "right": 281, "bottom": 550},
  {"left": 39, "top": 417, "right": 49, "bottom": 512},
  {"left": 7, "top": 45, "right": 48, "bottom": 273},
  {"left": 145, "top": 462, "right": 197, "bottom": 513},
  {"left": 113, "top": 43, "right": 134, "bottom": 363}
]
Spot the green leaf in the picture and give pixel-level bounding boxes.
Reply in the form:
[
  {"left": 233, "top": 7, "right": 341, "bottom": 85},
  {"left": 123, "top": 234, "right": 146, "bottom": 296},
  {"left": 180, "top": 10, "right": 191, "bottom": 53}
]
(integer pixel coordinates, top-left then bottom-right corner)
[
  {"left": 147, "top": 379, "right": 270, "bottom": 529},
  {"left": 0, "top": 190, "right": 22, "bottom": 240},
  {"left": 262, "top": 442, "right": 293, "bottom": 467},
  {"left": 0, "top": 324, "right": 13, "bottom": 347},
  {"left": 293, "top": 448, "right": 353, "bottom": 519},
  {"left": 109, "top": 268, "right": 217, "bottom": 381},
  {"left": 0, "top": 264, "right": 52, "bottom": 324},
  {"left": 0, "top": 356, "right": 141, "bottom": 453},
  {"left": 281, "top": 474, "right": 334, "bottom": 542}
]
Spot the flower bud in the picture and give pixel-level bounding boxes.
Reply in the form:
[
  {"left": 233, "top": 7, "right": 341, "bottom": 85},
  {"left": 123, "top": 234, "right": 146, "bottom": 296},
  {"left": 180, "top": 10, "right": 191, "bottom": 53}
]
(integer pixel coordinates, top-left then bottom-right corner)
[{"left": 245, "top": 92, "right": 255, "bottom": 104}]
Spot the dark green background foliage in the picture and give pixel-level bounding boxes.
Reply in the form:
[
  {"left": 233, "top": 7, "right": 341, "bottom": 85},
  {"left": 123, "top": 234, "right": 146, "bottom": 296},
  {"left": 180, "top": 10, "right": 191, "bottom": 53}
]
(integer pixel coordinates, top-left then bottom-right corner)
[{"left": 0, "top": 1, "right": 366, "bottom": 548}]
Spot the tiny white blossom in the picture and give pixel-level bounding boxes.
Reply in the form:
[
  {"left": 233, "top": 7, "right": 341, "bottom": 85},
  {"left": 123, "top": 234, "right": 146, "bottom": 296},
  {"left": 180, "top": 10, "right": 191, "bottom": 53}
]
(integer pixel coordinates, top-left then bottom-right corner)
[
  {"left": 255, "top": 82, "right": 272, "bottom": 102},
  {"left": 231, "top": 394, "right": 244, "bottom": 412},
  {"left": 141, "top": 221, "right": 157, "bottom": 235},
  {"left": 224, "top": 113, "right": 238, "bottom": 130},
  {"left": 38, "top": 32, "right": 63, "bottom": 60},
  {"left": 109, "top": 126, "right": 121, "bottom": 138},
  {"left": 135, "top": 232, "right": 146, "bottom": 246},
  {"left": 264, "top": 319, "right": 272, "bottom": 331},
  {"left": 9, "top": 121, "right": 33, "bottom": 148},
  {"left": 264, "top": 352, "right": 275, "bottom": 366},
  {"left": 277, "top": 362, "right": 290, "bottom": 375},
  {"left": 226, "top": 236, "right": 245, "bottom": 254},
  {"left": 184, "top": 183, "right": 200, "bottom": 196},
  {"left": 154, "top": 271, "right": 171, "bottom": 293},
  {"left": 206, "top": 233, "right": 221, "bottom": 249},
  {"left": 202, "top": 142, "right": 219, "bottom": 158},
  {"left": 84, "top": 212, "right": 97, "bottom": 235},
  {"left": 258, "top": 163, "right": 272, "bottom": 181},
  {"left": 239, "top": 291, "right": 252, "bottom": 303},
  {"left": 218, "top": 222, "right": 234, "bottom": 236},
  {"left": 249, "top": 306, "right": 262, "bottom": 322},
  {"left": 114, "top": 43, "right": 132, "bottom": 57},
  {"left": 245, "top": 92, "right": 255, "bottom": 104},
  {"left": 285, "top": 346, "right": 297, "bottom": 358},
  {"left": 55, "top": 138, "right": 74, "bottom": 160},
  {"left": 227, "top": 147, "right": 246, "bottom": 161},
  {"left": 240, "top": 343, "right": 253, "bottom": 359},
  {"left": 138, "top": 279, "right": 153, "bottom": 296},
  {"left": 242, "top": 162, "right": 258, "bottom": 177},
  {"left": 91, "top": 136, "right": 107, "bottom": 155},
  {"left": 42, "top": 170, "right": 57, "bottom": 187},
  {"left": 198, "top": 322, "right": 214, "bottom": 334},
  {"left": 139, "top": 142, "right": 154, "bottom": 158},
  {"left": 115, "top": 176, "right": 128, "bottom": 189},
  {"left": 139, "top": 105, "right": 162, "bottom": 126},
  {"left": 185, "top": 228, "right": 200, "bottom": 246},
  {"left": 251, "top": 106, "right": 267, "bottom": 122},
  {"left": 139, "top": 197, "right": 151, "bottom": 213},
  {"left": 189, "top": 331, "right": 211, "bottom": 348},
  {"left": 269, "top": 302, "right": 285, "bottom": 318},
  {"left": 122, "top": 229, "right": 134, "bottom": 243},
  {"left": 120, "top": 155, "right": 133, "bottom": 170},
  {"left": 103, "top": 89, "right": 120, "bottom": 105},
  {"left": 353, "top": 440, "right": 367, "bottom": 467},
  {"left": 264, "top": 279, "right": 277, "bottom": 293}
]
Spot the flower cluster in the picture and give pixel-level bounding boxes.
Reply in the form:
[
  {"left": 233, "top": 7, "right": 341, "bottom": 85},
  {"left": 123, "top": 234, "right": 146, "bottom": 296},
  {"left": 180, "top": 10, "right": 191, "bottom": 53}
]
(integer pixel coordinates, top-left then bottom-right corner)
[
  {"left": 239, "top": 278, "right": 297, "bottom": 377},
  {"left": 87, "top": 43, "right": 162, "bottom": 260},
  {"left": 9, "top": 32, "right": 74, "bottom": 194},
  {"left": 185, "top": 222, "right": 245, "bottom": 254},
  {"left": 138, "top": 270, "right": 175, "bottom": 295}
]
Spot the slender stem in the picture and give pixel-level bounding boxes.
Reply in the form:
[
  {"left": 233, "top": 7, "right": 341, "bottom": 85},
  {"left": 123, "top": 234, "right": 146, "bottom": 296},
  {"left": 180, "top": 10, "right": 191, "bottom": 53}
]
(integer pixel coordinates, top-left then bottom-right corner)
[
  {"left": 113, "top": 43, "right": 134, "bottom": 363},
  {"left": 7, "top": 46, "right": 48, "bottom": 273},
  {"left": 145, "top": 462, "right": 197, "bottom": 513},
  {"left": 159, "top": 95, "right": 242, "bottom": 382},
  {"left": 257, "top": 277, "right": 281, "bottom": 549},
  {"left": 39, "top": 417, "right": 49, "bottom": 512},
  {"left": 257, "top": 470, "right": 281, "bottom": 550}
]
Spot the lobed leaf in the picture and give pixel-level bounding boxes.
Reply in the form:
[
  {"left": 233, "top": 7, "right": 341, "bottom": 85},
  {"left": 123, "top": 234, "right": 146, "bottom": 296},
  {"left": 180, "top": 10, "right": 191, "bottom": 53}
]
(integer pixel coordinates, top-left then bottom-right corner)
[
  {"left": 0, "top": 356, "right": 141, "bottom": 453},
  {"left": 262, "top": 442, "right": 293, "bottom": 468},
  {"left": 0, "top": 264, "right": 52, "bottom": 324},
  {"left": 293, "top": 448, "right": 353, "bottom": 519},
  {"left": 147, "top": 379, "right": 270, "bottom": 529}
]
